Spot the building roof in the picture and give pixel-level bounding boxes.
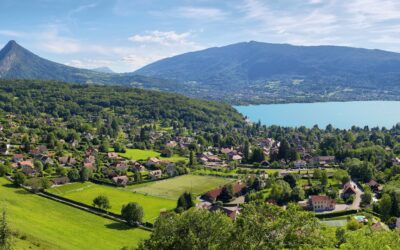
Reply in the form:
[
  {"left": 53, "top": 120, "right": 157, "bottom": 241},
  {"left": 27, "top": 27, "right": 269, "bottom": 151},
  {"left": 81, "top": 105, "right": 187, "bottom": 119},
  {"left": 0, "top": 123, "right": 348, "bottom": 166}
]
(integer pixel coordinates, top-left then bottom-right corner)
[
  {"left": 310, "top": 195, "right": 336, "bottom": 204},
  {"left": 343, "top": 182, "right": 357, "bottom": 194}
]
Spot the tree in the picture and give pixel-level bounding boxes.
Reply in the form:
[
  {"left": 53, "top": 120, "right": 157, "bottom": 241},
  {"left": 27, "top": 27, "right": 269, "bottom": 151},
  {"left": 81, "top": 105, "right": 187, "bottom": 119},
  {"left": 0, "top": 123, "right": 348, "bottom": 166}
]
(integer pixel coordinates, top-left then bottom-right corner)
[
  {"left": 13, "top": 172, "right": 26, "bottom": 187},
  {"left": 176, "top": 192, "right": 194, "bottom": 212},
  {"left": 0, "top": 210, "right": 11, "bottom": 250},
  {"left": 232, "top": 203, "right": 331, "bottom": 249},
  {"left": 121, "top": 202, "right": 144, "bottom": 226},
  {"left": 250, "top": 147, "right": 265, "bottom": 163},
  {"left": 79, "top": 167, "right": 92, "bottom": 182},
  {"left": 291, "top": 186, "right": 305, "bottom": 201},
  {"left": 320, "top": 170, "right": 328, "bottom": 186},
  {"left": 243, "top": 141, "right": 250, "bottom": 162},
  {"left": 335, "top": 228, "right": 346, "bottom": 247},
  {"left": 379, "top": 193, "right": 393, "bottom": 221},
  {"left": 0, "top": 165, "right": 10, "bottom": 177},
  {"left": 333, "top": 169, "right": 350, "bottom": 185},
  {"left": 278, "top": 139, "right": 291, "bottom": 160},
  {"left": 218, "top": 185, "right": 234, "bottom": 202},
  {"left": 92, "top": 195, "right": 111, "bottom": 211},
  {"left": 252, "top": 177, "right": 262, "bottom": 191},
  {"left": 361, "top": 191, "right": 372, "bottom": 207},
  {"left": 137, "top": 208, "right": 233, "bottom": 250},
  {"left": 189, "top": 150, "right": 196, "bottom": 166},
  {"left": 270, "top": 180, "right": 292, "bottom": 204},
  {"left": 283, "top": 174, "right": 297, "bottom": 188},
  {"left": 134, "top": 171, "right": 142, "bottom": 183},
  {"left": 67, "top": 169, "right": 80, "bottom": 182}
]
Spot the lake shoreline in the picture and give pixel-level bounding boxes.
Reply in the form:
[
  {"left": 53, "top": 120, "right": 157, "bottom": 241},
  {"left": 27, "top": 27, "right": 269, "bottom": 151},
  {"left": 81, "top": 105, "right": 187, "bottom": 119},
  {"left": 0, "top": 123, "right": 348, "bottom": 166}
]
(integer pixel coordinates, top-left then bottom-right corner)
[{"left": 235, "top": 101, "right": 400, "bottom": 129}]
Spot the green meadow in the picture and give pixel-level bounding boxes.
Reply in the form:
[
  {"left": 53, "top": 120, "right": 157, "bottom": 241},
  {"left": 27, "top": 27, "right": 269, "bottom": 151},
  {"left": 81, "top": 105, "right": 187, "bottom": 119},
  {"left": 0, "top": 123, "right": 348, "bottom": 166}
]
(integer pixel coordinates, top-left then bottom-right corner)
[
  {"left": 0, "top": 178, "right": 150, "bottom": 250},
  {"left": 129, "top": 175, "right": 234, "bottom": 200},
  {"left": 48, "top": 182, "right": 175, "bottom": 222},
  {"left": 119, "top": 148, "right": 187, "bottom": 162}
]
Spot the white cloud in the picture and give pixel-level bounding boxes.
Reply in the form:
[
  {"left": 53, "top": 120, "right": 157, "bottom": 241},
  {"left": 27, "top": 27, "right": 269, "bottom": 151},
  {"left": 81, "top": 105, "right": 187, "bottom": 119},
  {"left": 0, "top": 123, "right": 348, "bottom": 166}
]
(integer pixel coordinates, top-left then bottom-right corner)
[
  {"left": 178, "top": 7, "right": 228, "bottom": 20},
  {"left": 0, "top": 30, "right": 25, "bottom": 37},
  {"left": 65, "top": 58, "right": 115, "bottom": 69},
  {"left": 128, "top": 30, "right": 193, "bottom": 46}
]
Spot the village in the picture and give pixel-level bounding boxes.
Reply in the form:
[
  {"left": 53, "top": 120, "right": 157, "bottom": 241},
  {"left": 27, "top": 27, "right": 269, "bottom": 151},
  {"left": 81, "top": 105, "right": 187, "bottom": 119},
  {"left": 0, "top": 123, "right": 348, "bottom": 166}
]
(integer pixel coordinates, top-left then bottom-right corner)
[{"left": 1, "top": 112, "right": 398, "bottom": 233}]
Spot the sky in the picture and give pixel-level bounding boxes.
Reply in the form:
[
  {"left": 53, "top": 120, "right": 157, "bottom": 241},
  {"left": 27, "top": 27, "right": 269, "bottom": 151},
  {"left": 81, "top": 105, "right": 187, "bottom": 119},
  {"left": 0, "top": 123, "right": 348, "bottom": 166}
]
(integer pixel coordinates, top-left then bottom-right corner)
[{"left": 1, "top": 0, "right": 400, "bottom": 72}]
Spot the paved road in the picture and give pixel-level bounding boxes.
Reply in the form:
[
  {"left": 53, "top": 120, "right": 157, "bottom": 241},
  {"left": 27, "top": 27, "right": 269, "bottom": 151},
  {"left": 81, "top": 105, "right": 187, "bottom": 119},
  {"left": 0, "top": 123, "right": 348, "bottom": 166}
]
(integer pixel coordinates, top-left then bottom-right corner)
[{"left": 348, "top": 181, "right": 363, "bottom": 210}]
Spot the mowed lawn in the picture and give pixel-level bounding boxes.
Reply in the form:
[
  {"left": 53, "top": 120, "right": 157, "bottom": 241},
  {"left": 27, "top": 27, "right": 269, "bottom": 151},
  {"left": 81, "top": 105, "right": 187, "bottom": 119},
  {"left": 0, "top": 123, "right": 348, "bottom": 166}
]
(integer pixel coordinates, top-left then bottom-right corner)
[
  {"left": 119, "top": 149, "right": 187, "bottom": 162},
  {"left": 129, "top": 175, "right": 234, "bottom": 200},
  {"left": 48, "top": 182, "right": 175, "bottom": 222},
  {"left": 0, "top": 178, "right": 150, "bottom": 250}
]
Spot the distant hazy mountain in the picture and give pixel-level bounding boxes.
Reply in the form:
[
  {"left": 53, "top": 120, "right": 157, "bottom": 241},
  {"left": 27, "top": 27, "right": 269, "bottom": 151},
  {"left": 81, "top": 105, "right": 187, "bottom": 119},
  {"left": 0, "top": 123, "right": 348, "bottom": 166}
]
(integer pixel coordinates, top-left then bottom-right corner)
[
  {"left": 0, "top": 40, "right": 182, "bottom": 91},
  {"left": 91, "top": 67, "right": 114, "bottom": 74},
  {"left": 135, "top": 41, "right": 400, "bottom": 104}
]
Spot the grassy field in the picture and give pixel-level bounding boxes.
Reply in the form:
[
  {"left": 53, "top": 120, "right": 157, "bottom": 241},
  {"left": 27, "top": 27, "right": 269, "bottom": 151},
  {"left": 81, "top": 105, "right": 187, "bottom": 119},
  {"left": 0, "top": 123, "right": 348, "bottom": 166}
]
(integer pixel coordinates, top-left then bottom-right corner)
[
  {"left": 129, "top": 175, "right": 233, "bottom": 200},
  {"left": 119, "top": 149, "right": 187, "bottom": 162},
  {"left": 48, "top": 182, "right": 175, "bottom": 222},
  {"left": 0, "top": 178, "right": 150, "bottom": 250}
]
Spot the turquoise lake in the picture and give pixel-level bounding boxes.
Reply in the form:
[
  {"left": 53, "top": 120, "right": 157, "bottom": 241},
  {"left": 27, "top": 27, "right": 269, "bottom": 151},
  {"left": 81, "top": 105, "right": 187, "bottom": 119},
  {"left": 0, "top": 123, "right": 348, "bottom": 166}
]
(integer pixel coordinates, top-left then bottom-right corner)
[{"left": 235, "top": 101, "right": 400, "bottom": 129}]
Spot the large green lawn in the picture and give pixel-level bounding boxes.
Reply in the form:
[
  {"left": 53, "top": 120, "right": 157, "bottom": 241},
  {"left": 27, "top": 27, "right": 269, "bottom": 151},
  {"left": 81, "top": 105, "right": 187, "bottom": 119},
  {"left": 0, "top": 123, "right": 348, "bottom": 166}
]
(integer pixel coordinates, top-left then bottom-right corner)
[
  {"left": 129, "top": 175, "right": 234, "bottom": 200},
  {"left": 119, "top": 148, "right": 187, "bottom": 162},
  {"left": 0, "top": 178, "right": 150, "bottom": 250},
  {"left": 48, "top": 182, "right": 175, "bottom": 222}
]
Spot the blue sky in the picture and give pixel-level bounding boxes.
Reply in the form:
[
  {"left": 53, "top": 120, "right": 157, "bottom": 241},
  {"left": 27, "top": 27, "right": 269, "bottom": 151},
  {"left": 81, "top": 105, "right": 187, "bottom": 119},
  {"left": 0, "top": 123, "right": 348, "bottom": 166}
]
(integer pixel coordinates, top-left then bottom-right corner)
[{"left": 1, "top": 0, "right": 400, "bottom": 72}]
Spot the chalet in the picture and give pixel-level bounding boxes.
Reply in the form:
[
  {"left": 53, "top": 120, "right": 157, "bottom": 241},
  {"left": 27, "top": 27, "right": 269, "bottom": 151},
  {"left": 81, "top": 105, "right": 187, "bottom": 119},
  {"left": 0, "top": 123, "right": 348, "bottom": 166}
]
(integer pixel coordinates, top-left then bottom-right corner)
[
  {"left": 202, "top": 181, "right": 244, "bottom": 202},
  {"left": 313, "top": 156, "right": 335, "bottom": 167},
  {"left": 103, "top": 168, "right": 118, "bottom": 178},
  {"left": 221, "top": 147, "right": 233, "bottom": 154},
  {"left": 309, "top": 195, "right": 336, "bottom": 212},
  {"left": 39, "top": 155, "right": 53, "bottom": 165},
  {"left": 112, "top": 176, "right": 129, "bottom": 186},
  {"left": 149, "top": 169, "right": 162, "bottom": 179},
  {"left": 13, "top": 154, "right": 24, "bottom": 163},
  {"left": 58, "top": 156, "right": 77, "bottom": 166},
  {"left": 131, "top": 162, "right": 146, "bottom": 172},
  {"left": 293, "top": 160, "right": 307, "bottom": 168},
  {"left": 115, "top": 162, "right": 128, "bottom": 172},
  {"left": 83, "top": 162, "right": 96, "bottom": 171},
  {"left": 366, "top": 180, "right": 382, "bottom": 193},
  {"left": 392, "top": 157, "right": 400, "bottom": 166},
  {"left": 166, "top": 141, "right": 178, "bottom": 148},
  {"left": 29, "top": 149, "right": 41, "bottom": 157},
  {"left": 19, "top": 160, "right": 34, "bottom": 169},
  {"left": 147, "top": 157, "right": 162, "bottom": 166},
  {"left": 342, "top": 181, "right": 357, "bottom": 199},
  {"left": 166, "top": 164, "right": 177, "bottom": 176},
  {"left": 107, "top": 152, "right": 119, "bottom": 160},
  {"left": 209, "top": 205, "right": 241, "bottom": 220},
  {"left": 51, "top": 177, "right": 70, "bottom": 185},
  {"left": 230, "top": 154, "right": 242, "bottom": 162}
]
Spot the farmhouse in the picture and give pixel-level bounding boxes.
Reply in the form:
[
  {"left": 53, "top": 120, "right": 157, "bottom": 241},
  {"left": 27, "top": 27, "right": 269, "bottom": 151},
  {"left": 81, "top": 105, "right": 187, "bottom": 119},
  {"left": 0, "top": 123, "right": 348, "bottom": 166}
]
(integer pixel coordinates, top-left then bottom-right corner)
[
  {"left": 149, "top": 169, "right": 162, "bottom": 179},
  {"left": 107, "top": 152, "right": 119, "bottom": 160},
  {"left": 51, "top": 177, "right": 70, "bottom": 185},
  {"left": 309, "top": 195, "right": 336, "bottom": 212},
  {"left": 366, "top": 180, "right": 382, "bottom": 193},
  {"left": 112, "top": 176, "right": 129, "bottom": 186},
  {"left": 202, "top": 181, "right": 244, "bottom": 202},
  {"left": 342, "top": 181, "right": 357, "bottom": 199},
  {"left": 13, "top": 154, "right": 23, "bottom": 163}
]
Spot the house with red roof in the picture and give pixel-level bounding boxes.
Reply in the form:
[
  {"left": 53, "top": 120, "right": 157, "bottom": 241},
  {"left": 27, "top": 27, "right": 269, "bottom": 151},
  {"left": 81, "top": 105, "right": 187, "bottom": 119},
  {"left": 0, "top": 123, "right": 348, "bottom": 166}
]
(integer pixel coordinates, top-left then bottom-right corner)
[{"left": 309, "top": 195, "right": 336, "bottom": 212}]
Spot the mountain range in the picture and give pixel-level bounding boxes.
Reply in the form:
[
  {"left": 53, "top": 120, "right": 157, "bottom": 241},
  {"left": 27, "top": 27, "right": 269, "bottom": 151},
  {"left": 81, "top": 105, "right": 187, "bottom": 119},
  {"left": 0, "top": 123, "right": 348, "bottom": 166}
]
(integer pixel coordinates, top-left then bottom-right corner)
[
  {"left": 0, "top": 40, "right": 183, "bottom": 91},
  {"left": 2, "top": 40, "right": 400, "bottom": 104}
]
